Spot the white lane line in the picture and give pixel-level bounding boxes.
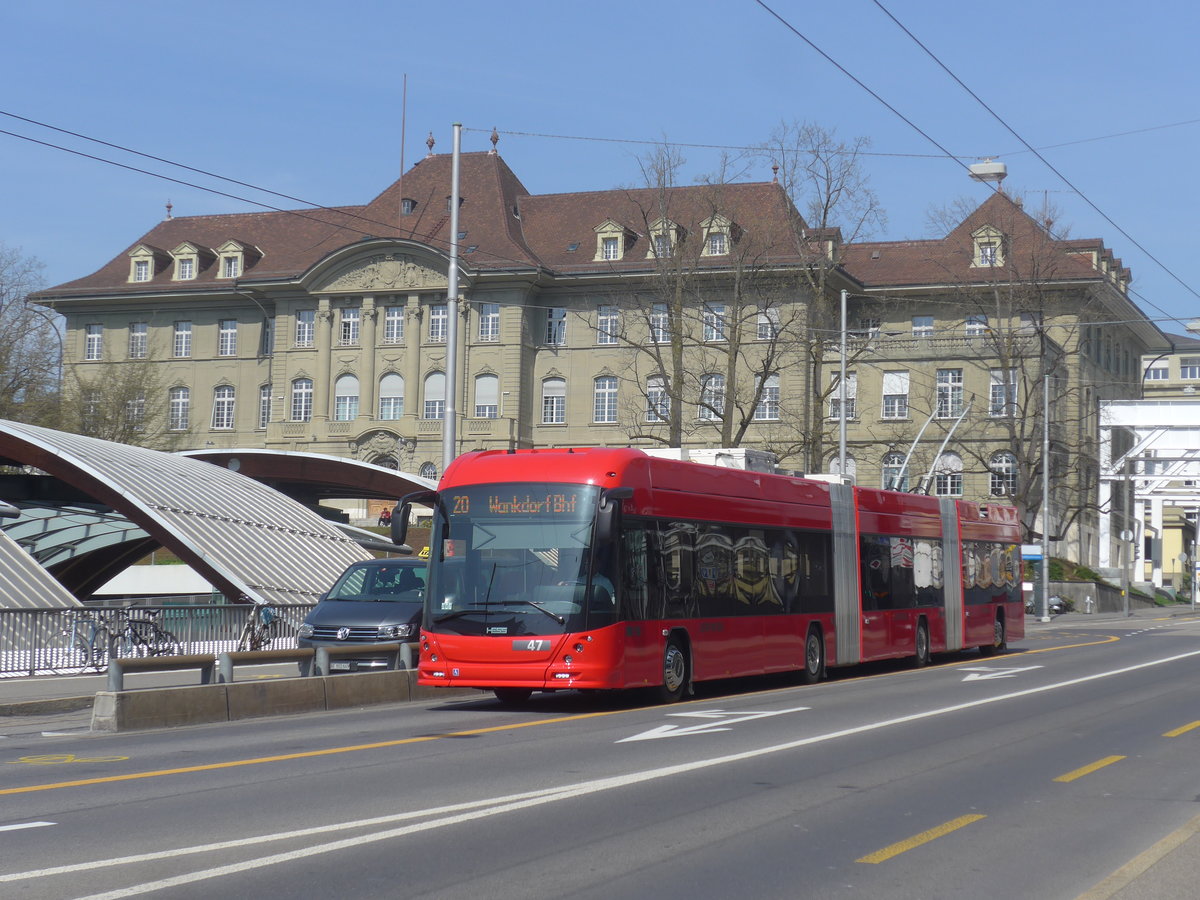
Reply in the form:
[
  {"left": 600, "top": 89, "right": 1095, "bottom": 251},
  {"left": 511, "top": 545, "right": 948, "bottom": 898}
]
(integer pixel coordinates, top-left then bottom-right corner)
[
  {"left": 5, "top": 647, "right": 1199, "bottom": 897},
  {"left": 0, "top": 822, "right": 55, "bottom": 832}
]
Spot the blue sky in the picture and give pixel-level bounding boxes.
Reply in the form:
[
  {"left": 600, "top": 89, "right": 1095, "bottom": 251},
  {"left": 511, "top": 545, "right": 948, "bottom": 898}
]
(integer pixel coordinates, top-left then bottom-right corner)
[{"left": 3, "top": 0, "right": 1196, "bottom": 331}]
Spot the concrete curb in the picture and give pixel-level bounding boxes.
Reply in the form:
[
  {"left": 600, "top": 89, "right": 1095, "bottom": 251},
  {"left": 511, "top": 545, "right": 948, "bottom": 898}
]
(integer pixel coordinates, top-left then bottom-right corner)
[
  {"left": 91, "top": 671, "right": 481, "bottom": 732},
  {"left": 0, "top": 696, "right": 96, "bottom": 717}
]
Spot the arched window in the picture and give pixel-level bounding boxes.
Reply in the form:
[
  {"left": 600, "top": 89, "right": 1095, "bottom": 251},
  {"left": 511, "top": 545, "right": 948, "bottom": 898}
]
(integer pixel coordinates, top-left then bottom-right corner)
[
  {"left": 542, "top": 377, "right": 566, "bottom": 424},
  {"left": 829, "top": 454, "right": 856, "bottom": 480},
  {"left": 211, "top": 385, "right": 235, "bottom": 430},
  {"left": 290, "top": 378, "right": 313, "bottom": 422},
  {"left": 934, "top": 451, "right": 963, "bottom": 497},
  {"left": 593, "top": 376, "right": 618, "bottom": 423},
  {"left": 474, "top": 374, "right": 499, "bottom": 419},
  {"left": 378, "top": 373, "right": 405, "bottom": 420},
  {"left": 698, "top": 374, "right": 724, "bottom": 421},
  {"left": 423, "top": 372, "right": 445, "bottom": 420},
  {"left": 990, "top": 451, "right": 1018, "bottom": 497},
  {"left": 882, "top": 451, "right": 907, "bottom": 491},
  {"left": 418, "top": 461, "right": 438, "bottom": 480},
  {"left": 168, "top": 386, "right": 190, "bottom": 431},
  {"left": 333, "top": 374, "right": 359, "bottom": 421},
  {"left": 645, "top": 375, "right": 669, "bottom": 423}
]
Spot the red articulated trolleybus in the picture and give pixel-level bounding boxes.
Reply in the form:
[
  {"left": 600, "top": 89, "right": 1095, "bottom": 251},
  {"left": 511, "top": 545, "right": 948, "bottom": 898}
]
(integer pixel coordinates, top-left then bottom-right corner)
[{"left": 394, "top": 447, "right": 1023, "bottom": 705}]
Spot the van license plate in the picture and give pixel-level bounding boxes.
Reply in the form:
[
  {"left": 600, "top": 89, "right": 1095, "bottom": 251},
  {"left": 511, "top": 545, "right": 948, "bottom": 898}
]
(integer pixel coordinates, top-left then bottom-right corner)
[{"left": 330, "top": 661, "right": 351, "bottom": 671}]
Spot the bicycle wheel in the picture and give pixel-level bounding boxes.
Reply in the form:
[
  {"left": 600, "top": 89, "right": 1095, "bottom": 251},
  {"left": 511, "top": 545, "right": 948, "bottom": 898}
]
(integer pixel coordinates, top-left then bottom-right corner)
[
  {"left": 148, "top": 626, "right": 180, "bottom": 657},
  {"left": 84, "top": 627, "right": 112, "bottom": 672},
  {"left": 47, "top": 630, "right": 89, "bottom": 673}
]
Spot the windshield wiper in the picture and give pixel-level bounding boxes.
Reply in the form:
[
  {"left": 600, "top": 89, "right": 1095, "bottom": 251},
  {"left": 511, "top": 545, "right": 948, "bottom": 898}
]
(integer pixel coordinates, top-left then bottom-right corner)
[{"left": 510, "top": 599, "right": 565, "bottom": 625}]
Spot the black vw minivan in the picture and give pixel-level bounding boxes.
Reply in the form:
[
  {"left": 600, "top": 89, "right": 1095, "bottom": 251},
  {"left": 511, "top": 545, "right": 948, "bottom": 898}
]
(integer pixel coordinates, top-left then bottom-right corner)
[{"left": 297, "top": 558, "right": 426, "bottom": 672}]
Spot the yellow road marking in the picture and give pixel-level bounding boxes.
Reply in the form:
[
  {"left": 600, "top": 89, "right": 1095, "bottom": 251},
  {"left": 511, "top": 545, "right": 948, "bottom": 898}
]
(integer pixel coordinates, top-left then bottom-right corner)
[
  {"left": 0, "top": 709, "right": 622, "bottom": 796},
  {"left": 1054, "top": 755, "right": 1126, "bottom": 783},
  {"left": 857, "top": 814, "right": 986, "bottom": 864},
  {"left": 1163, "top": 721, "right": 1200, "bottom": 738}
]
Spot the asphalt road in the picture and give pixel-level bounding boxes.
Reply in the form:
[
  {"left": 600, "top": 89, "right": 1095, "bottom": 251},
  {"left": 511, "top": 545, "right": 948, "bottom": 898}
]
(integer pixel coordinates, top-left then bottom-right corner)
[{"left": 2, "top": 610, "right": 1199, "bottom": 899}]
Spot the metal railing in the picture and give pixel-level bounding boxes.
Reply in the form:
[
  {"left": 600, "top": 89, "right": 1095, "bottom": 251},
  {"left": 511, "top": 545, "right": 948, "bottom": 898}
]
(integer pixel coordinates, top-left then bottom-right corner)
[{"left": 0, "top": 604, "right": 316, "bottom": 678}]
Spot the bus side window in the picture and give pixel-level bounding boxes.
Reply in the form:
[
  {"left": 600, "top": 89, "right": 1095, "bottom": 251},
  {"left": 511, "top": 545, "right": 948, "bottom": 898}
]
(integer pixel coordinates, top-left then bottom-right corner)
[
  {"left": 658, "top": 521, "right": 695, "bottom": 619},
  {"left": 620, "top": 523, "right": 653, "bottom": 621}
]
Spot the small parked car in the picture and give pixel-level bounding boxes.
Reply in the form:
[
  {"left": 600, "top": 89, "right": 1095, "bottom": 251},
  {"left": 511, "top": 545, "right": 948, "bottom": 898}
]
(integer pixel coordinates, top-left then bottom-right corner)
[{"left": 297, "top": 558, "right": 426, "bottom": 672}]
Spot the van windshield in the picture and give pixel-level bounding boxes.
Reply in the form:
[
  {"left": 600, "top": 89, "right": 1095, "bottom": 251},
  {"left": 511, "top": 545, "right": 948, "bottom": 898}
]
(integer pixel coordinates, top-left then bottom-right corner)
[
  {"left": 423, "top": 484, "right": 606, "bottom": 636},
  {"left": 327, "top": 563, "right": 426, "bottom": 603}
]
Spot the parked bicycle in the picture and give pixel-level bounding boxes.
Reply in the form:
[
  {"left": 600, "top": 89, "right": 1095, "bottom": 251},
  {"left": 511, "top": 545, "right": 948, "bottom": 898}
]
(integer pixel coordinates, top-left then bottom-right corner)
[
  {"left": 237, "top": 600, "right": 279, "bottom": 651},
  {"left": 48, "top": 608, "right": 112, "bottom": 673},
  {"left": 108, "top": 608, "right": 181, "bottom": 658}
]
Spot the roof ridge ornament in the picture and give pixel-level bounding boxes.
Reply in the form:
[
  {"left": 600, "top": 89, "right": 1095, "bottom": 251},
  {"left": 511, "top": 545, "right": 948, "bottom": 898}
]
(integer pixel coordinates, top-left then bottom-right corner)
[
  {"left": 426, "top": 131, "right": 435, "bottom": 158},
  {"left": 489, "top": 127, "right": 499, "bottom": 155}
]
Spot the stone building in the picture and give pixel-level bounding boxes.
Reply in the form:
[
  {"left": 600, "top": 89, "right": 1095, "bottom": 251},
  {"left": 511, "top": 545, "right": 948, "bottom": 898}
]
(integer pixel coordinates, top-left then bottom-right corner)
[{"left": 35, "top": 150, "right": 1167, "bottom": 566}]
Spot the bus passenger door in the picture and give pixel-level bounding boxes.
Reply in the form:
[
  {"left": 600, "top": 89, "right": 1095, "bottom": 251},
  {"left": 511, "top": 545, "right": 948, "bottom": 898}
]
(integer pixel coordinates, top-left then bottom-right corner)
[{"left": 860, "top": 538, "right": 891, "bottom": 661}]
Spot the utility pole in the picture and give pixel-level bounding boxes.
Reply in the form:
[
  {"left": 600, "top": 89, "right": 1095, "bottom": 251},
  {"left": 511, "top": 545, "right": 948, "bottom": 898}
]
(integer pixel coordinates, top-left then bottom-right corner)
[{"left": 442, "top": 123, "right": 461, "bottom": 474}]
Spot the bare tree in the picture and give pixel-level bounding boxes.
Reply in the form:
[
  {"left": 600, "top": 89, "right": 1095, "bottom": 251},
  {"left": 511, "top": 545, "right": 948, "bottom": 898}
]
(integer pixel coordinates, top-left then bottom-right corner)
[
  {"left": 757, "top": 121, "right": 887, "bottom": 472},
  {"left": 60, "top": 353, "right": 185, "bottom": 450},
  {"left": 0, "top": 243, "right": 60, "bottom": 426}
]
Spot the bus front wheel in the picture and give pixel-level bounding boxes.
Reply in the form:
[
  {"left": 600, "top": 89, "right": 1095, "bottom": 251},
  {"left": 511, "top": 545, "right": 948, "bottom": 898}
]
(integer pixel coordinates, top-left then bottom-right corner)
[{"left": 655, "top": 637, "right": 688, "bottom": 703}]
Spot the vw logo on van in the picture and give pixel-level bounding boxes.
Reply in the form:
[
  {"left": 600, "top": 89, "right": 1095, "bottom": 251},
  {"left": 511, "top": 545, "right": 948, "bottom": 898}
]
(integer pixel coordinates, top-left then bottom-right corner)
[{"left": 336, "top": 627, "right": 351, "bottom": 641}]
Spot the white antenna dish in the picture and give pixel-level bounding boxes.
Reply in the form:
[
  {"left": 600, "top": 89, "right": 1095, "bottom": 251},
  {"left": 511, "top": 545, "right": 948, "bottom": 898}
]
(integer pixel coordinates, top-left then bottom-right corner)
[{"left": 969, "top": 158, "right": 1007, "bottom": 183}]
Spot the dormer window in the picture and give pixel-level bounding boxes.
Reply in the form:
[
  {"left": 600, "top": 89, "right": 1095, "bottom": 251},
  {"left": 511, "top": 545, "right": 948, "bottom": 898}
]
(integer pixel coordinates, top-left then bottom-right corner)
[
  {"left": 170, "top": 241, "right": 210, "bottom": 281},
  {"left": 701, "top": 214, "right": 737, "bottom": 257},
  {"left": 971, "top": 225, "right": 1006, "bottom": 268},
  {"left": 214, "top": 239, "right": 257, "bottom": 279},
  {"left": 401, "top": 198, "right": 416, "bottom": 215},
  {"left": 646, "top": 218, "right": 683, "bottom": 260},
  {"left": 127, "top": 244, "right": 167, "bottom": 283},
  {"left": 594, "top": 219, "right": 635, "bottom": 262}
]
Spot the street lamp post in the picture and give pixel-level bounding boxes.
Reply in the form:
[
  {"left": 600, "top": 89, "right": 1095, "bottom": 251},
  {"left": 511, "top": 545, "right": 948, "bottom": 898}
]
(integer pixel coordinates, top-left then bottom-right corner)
[{"left": 838, "top": 289, "right": 847, "bottom": 479}]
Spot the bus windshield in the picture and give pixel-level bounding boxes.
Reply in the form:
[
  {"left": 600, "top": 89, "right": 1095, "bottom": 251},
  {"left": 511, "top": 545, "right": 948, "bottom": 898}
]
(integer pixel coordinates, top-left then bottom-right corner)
[{"left": 423, "top": 484, "right": 609, "bottom": 636}]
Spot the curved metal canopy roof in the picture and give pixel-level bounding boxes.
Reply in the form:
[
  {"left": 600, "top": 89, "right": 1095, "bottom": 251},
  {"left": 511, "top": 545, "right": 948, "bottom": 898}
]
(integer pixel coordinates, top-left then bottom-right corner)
[{"left": 0, "top": 421, "right": 380, "bottom": 607}]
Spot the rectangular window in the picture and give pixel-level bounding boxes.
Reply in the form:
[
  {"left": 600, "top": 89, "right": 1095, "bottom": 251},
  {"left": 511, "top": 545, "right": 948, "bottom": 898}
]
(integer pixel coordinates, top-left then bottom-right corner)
[
  {"left": 173, "top": 321, "right": 192, "bottom": 358},
  {"left": 936, "top": 369, "right": 964, "bottom": 418},
  {"left": 989, "top": 368, "right": 1018, "bottom": 416},
  {"left": 134, "top": 260, "right": 150, "bottom": 282},
  {"left": 178, "top": 258, "right": 194, "bottom": 280},
  {"left": 653, "top": 234, "right": 671, "bottom": 259},
  {"left": 597, "top": 305, "right": 619, "bottom": 345},
  {"left": 1181, "top": 357, "right": 1200, "bottom": 380},
  {"left": 222, "top": 256, "right": 240, "bottom": 278},
  {"left": 126, "top": 394, "right": 146, "bottom": 432},
  {"left": 478, "top": 303, "right": 499, "bottom": 342},
  {"left": 542, "top": 378, "right": 566, "bottom": 424},
  {"left": 474, "top": 375, "right": 499, "bottom": 419},
  {"left": 339, "top": 308, "right": 360, "bottom": 345},
  {"left": 850, "top": 318, "right": 879, "bottom": 343},
  {"left": 85, "top": 324, "right": 103, "bottom": 361},
  {"left": 295, "top": 310, "right": 315, "bottom": 347},
  {"left": 754, "top": 374, "right": 780, "bottom": 421},
  {"left": 707, "top": 232, "right": 727, "bottom": 255},
  {"left": 384, "top": 306, "right": 404, "bottom": 343},
  {"left": 1144, "top": 363, "right": 1169, "bottom": 381},
  {"left": 650, "top": 304, "right": 669, "bottom": 344},
  {"left": 965, "top": 314, "right": 988, "bottom": 337},
  {"left": 912, "top": 315, "right": 934, "bottom": 338},
  {"left": 601, "top": 236, "right": 620, "bottom": 260},
  {"left": 757, "top": 308, "right": 780, "bottom": 341},
  {"left": 545, "top": 308, "right": 566, "bottom": 345},
  {"left": 291, "top": 380, "right": 313, "bottom": 422},
  {"left": 828, "top": 372, "right": 856, "bottom": 420},
  {"left": 218, "top": 319, "right": 238, "bottom": 356},
  {"left": 258, "top": 385, "right": 271, "bottom": 429},
  {"left": 979, "top": 243, "right": 998, "bottom": 266},
  {"left": 423, "top": 398, "right": 445, "bottom": 420},
  {"left": 703, "top": 304, "right": 727, "bottom": 342},
  {"left": 128, "top": 322, "right": 147, "bottom": 359},
  {"left": 260, "top": 317, "right": 275, "bottom": 356},
  {"left": 334, "top": 394, "right": 359, "bottom": 421},
  {"left": 881, "top": 371, "right": 910, "bottom": 419},
  {"left": 935, "top": 472, "right": 963, "bottom": 496},
  {"left": 429, "top": 304, "right": 448, "bottom": 343}
]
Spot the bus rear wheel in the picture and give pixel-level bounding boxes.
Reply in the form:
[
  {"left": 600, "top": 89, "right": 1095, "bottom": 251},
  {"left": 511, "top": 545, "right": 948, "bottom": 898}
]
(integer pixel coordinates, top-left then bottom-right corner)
[
  {"left": 979, "top": 616, "right": 1006, "bottom": 657},
  {"left": 911, "top": 621, "right": 931, "bottom": 668},
  {"left": 801, "top": 627, "right": 825, "bottom": 684},
  {"left": 493, "top": 688, "right": 533, "bottom": 706},
  {"left": 654, "top": 637, "right": 688, "bottom": 703}
]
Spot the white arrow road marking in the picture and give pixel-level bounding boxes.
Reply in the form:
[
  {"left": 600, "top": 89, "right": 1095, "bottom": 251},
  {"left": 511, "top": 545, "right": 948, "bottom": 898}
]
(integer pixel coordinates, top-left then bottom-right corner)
[
  {"left": 618, "top": 706, "right": 810, "bottom": 742},
  {"left": 960, "top": 665, "right": 1043, "bottom": 681},
  {"left": 0, "top": 822, "right": 55, "bottom": 832}
]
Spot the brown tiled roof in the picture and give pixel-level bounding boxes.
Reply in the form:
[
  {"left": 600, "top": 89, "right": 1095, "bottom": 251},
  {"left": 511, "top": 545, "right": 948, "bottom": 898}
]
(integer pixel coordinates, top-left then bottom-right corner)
[
  {"left": 842, "top": 191, "right": 1114, "bottom": 289},
  {"left": 38, "top": 153, "right": 811, "bottom": 299}
]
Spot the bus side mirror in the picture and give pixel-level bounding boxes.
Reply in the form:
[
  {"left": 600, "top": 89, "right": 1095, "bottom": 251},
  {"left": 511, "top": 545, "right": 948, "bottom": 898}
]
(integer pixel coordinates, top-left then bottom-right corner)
[
  {"left": 596, "top": 487, "right": 633, "bottom": 543},
  {"left": 392, "top": 489, "right": 441, "bottom": 547}
]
